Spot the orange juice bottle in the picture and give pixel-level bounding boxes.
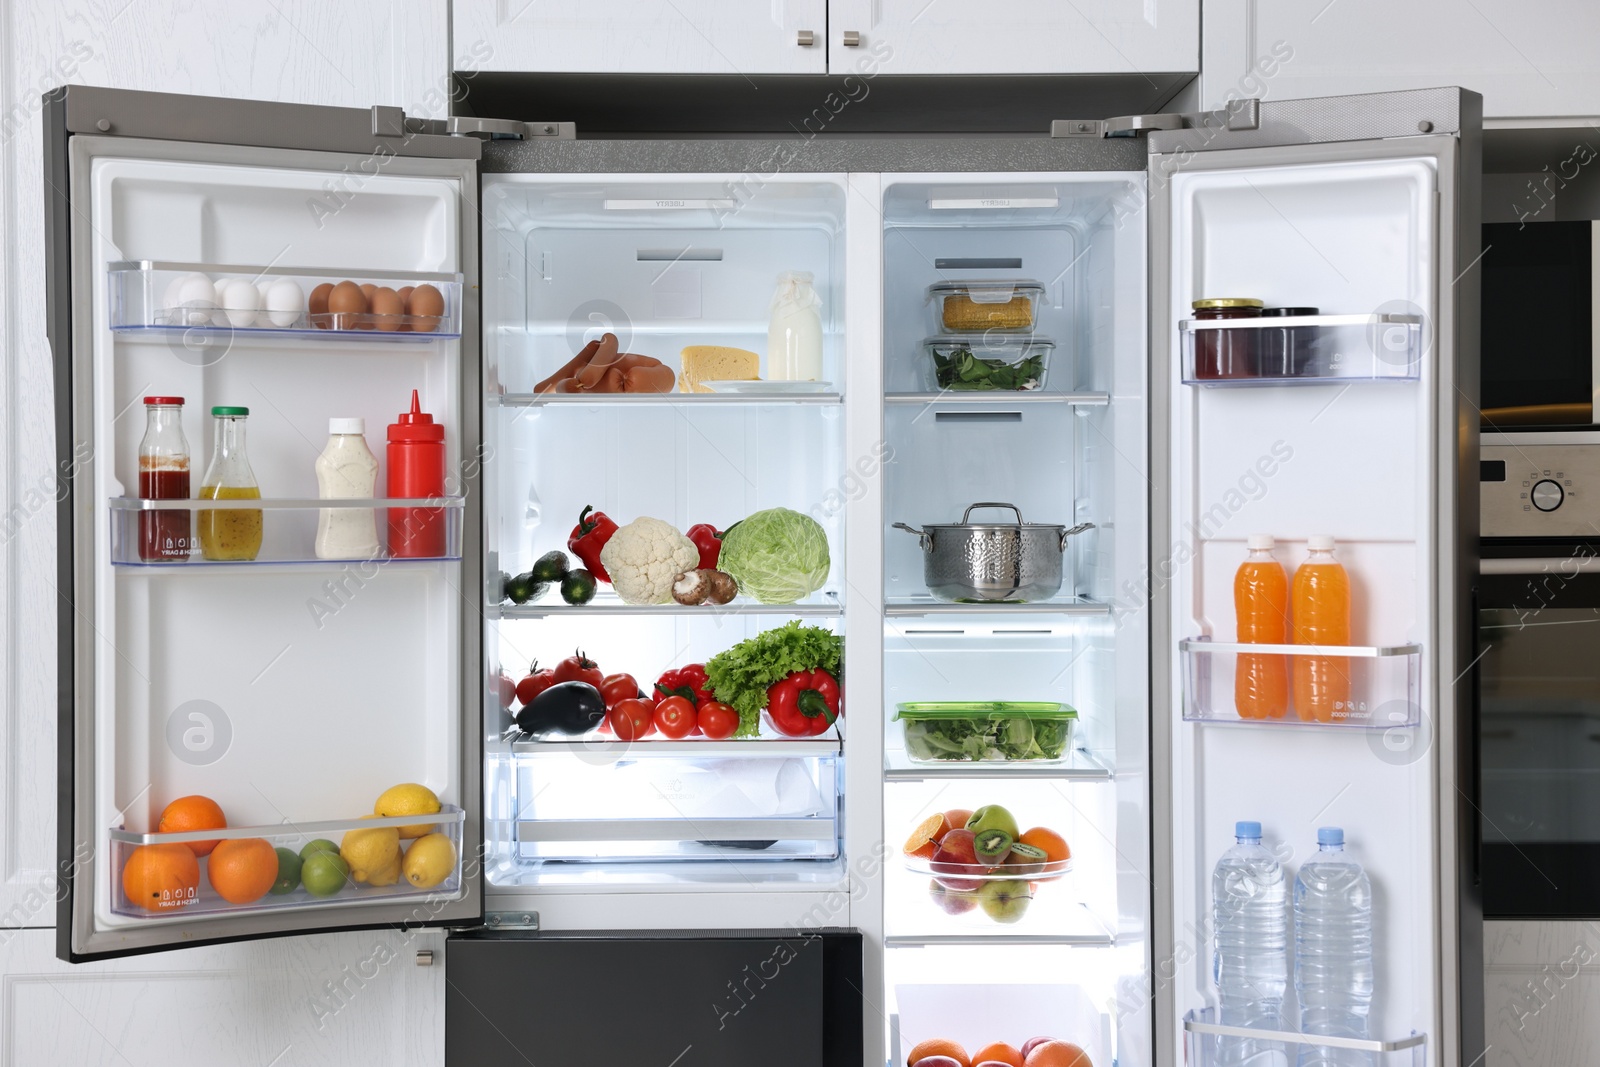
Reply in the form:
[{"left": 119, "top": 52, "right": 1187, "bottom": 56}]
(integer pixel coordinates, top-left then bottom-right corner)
[
  {"left": 1234, "top": 534, "right": 1289, "bottom": 719},
  {"left": 1291, "top": 536, "right": 1351, "bottom": 722}
]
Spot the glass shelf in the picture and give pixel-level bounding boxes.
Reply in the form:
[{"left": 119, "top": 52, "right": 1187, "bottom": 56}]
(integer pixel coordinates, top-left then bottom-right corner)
[
  {"left": 1180, "top": 313, "right": 1422, "bottom": 384},
  {"left": 109, "top": 807, "right": 464, "bottom": 919},
  {"left": 1180, "top": 637, "right": 1422, "bottom": 728},
  {"left": 109, "top": 261, "right": 463, "bottom": 340},
  {"left": 507, "top": 737, "right": 841, "bottom": 757},
  {"left": 109, "top": 496, "right": 464, "bottom": 566},
  {"left": 883, "top": 901, "right": 1115, "bottom": 948},
  {"left": 883, "top": 391, "right": 1109, "bottom": 406},
  {"left": 498, "top": 590, "right": 842, "bottom": 618},
  {"left": 883, "top": 749, "right": 1112, "bottom": 781},
  {"left": 1183, "top": 1010, "right": 1425, "bottom": 1065},
  {"left": 884, "top": 596, "right": 1110, "bottom": 618},
  {"left": 500, "top": 391, "right": 843, "bottom": 407}
]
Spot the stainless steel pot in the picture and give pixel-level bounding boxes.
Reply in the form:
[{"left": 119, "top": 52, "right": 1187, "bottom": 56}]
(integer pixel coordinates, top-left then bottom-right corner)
[{"left": 894, "top": 502, "right": 1093, "bottom": 603}]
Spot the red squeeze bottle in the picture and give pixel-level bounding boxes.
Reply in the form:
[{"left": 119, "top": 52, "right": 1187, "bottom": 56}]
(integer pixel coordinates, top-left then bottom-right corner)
[{"left": 386, "top": 390, "right": 446, "bottom": 558}]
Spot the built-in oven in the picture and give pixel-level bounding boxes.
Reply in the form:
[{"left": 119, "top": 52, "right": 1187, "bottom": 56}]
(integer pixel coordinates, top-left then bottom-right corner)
[{"left": 1479, "top": 433, "right": 1600, "bottom": 916}]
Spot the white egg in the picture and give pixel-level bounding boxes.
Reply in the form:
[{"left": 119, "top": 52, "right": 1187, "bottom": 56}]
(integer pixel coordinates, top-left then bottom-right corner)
[
  {"left": 169, "top": 273, "right": 216, "bottom": 327},
  {"left": 263, "top": 279, "right": 304, "bottom": 327},
  {"left": 218, "top": 278, "right": 261, "bottom": 328}
]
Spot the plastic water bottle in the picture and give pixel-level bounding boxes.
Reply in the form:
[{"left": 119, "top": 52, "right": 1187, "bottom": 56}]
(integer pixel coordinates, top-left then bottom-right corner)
[
  {"left": 1213, "top": 821, "right": 1288, "bottom": 1066},
  {"left": 1294, "top": 827, "right": 1374, "bottom": 1067}
]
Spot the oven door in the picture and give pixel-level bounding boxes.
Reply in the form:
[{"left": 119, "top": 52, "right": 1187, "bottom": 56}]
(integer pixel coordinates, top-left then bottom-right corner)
[{"left": 1479, "top": 546, "right": 1600, "bottom": 917}]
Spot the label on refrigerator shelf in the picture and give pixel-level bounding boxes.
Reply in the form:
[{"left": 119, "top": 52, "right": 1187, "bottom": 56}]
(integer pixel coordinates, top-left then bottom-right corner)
[
  {"left": 603, "top": 199, "right": 739, "bottom": 210},
  {"left": 929, "top": 197, "right": 1060, "bottom": 210}
]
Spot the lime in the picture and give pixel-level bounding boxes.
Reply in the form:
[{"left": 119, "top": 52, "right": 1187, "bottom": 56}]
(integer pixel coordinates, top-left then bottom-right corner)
[
  {"left": 268, "top": 847, "right": 303, "bottom": 895},
  {"left": 299, "top": 838, "right": 339, "bottom": 862},
  {"left": 301, "top": 851, "right": 350, "bottom": 897}
]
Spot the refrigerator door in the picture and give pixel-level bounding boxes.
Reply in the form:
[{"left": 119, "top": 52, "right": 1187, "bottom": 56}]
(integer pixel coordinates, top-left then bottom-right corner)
[
  {"left": 44, "top": 86, "right": 487, "bottom": 960},
  {"left": 1148, "top": 89, "right": 1482, "bottom": 1067}
]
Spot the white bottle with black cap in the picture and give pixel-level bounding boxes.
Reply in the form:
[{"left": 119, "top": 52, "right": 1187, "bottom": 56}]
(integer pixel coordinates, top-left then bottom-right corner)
[{"left": 315, "top": 417, "right": 380, "bottom": 559}]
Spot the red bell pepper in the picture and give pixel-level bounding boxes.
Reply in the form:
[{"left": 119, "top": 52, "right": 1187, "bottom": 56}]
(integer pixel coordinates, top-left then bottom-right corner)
[
  {"left": 766, "top": 669, "right": 841, "bottom": 737},
  {"left": 654, "top": 663, "right": 714, "bottom": 707},
  {"left": 686, "top": 523, "right": 723, "bottom": 570},
  {"left": 567, "top": 505, "right": 618, "bottom": 583}
]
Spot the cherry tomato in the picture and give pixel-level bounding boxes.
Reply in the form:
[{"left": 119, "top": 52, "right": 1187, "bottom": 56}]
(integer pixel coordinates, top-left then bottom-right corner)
[
  {"left": 652, "top": 695, "right": 697, "bottom": 739},
  {"left": 607, "top": 698, "right": 654, "bottom": 741},
  {"left": 551, "top": 649, "right": 603, "bottom": 689},
  {"left": 599, "top": 672, "right": 642, "bottom": 710},
  {"left": 516, "top": 663, "right": 557, "bottom": 706},
  {"left": 697, "top": 700, "right": 739, "bottom": 740}
]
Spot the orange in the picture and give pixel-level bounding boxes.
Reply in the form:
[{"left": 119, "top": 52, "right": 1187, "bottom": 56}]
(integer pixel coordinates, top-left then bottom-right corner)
[
  {"left": 908, "top": 1038, "right": 970, "bottom": 1067},
  {"left": 1019, "top": 826, "right": 1071, "bottom": 880},
  {"left": 157, "top": 795, "right": 228, "bottom": 857},
  {"left": 207, "top": 837, "right": 279, "bottom": 905},
  {"left": 904, "top": 813, "right": 948, "bottom": 858},
  {"left": 973, "top": 1042, "right": 1025, "bottom": 1067},
  {"left": 1024, "top": 1041, "right": 1092, "bottom": 1067},
  {"left": 121, "top": 844, "right": 200, "bottom": 912}
]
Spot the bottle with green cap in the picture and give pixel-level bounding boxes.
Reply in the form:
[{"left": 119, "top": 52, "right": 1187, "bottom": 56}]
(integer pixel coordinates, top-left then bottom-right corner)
[{"left": 198, "top": 405, "right": 263, "bottom": 561}]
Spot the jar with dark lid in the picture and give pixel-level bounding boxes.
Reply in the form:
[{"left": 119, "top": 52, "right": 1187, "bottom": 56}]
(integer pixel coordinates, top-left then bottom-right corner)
[
  {"left": 1259, "top": 306, "right": 1321, "bottom": 378},
  {"left": 1191, "top": 298, "right": 1263, "bottom": 379}
]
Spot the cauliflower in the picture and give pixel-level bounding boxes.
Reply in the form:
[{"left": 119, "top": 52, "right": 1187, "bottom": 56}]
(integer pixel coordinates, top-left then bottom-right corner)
[{"left": 599, "top": 517, "right": 700, "bottom": 604}]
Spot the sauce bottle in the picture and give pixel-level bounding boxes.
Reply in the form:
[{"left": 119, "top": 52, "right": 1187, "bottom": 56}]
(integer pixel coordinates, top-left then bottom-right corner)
[
  {"left": 1234, "top": 534, "right": 1288, "bottom": 719},
  {"left": 315, "top": 418, "right": 380, "bottom": 559},
  {"left": 197, "top": 406, "right": 263, "bottom": 561},
  {"left": 1291, "top": 536, "right": 1352, "bottom": 722},
  {"left": 1191, "top": 298, "right": 1263, "bottom": 379},
  {"left": 138, "top": 396, "right": 191, "bottom": 562},
  {"left": 387, "top": 390, "right": 446, "bottom": 558}
]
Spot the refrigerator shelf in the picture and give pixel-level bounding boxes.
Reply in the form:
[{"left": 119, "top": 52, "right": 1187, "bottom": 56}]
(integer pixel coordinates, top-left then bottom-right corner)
[
  {"left": 883, "top": 748, "right": 1112, "bottom": 781},
  {"left": 884, "top": 596, "right": 1109, "bottom": 618},
  {"left": 108, "top": 806, "right": 466, "bottom": 920},
  {"left": 884, "top": 931, "right": 1114, "bottom": 948},
  {"left": 497, "top": 590, "right": 842, "bottom": 617},
  {"left": 1180, "top": 637, "right": 1422, "bottom": 728},
  {"left": 108, "top": 496, "right": 464, "bottom": 566},
  {"left": 883, "top": 391, "right": 1109, "bottom": 406},
  {"left": 507, "top": 737, "right": 841, "bottom": 757},
  {"left": 884, "top": 899, "right": 1116, "bottom": 947},
  {"left": 1183, "top": 1010, "right": 1425, "bottom": 1062},
  {"left": 1179, "top": 312, "right": 1422, "bottom": 385},
  {"left": 515, "top": 818, "right": 833, "bottom": 843},
  {"left": 501, "top": 391, "right": 843, "bottom": 407}
]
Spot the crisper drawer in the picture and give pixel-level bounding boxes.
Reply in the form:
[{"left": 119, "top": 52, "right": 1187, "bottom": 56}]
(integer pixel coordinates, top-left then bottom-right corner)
[{"left": 492, "top": 739, "right": 841, "bottom": 864}]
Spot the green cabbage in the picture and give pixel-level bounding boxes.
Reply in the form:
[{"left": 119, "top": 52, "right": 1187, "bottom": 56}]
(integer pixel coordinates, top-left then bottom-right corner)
[{"left": 718, "top": 508, "right": 831, "bottom": 604}]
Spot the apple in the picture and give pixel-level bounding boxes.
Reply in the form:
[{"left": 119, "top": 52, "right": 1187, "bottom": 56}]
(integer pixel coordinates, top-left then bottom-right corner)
[
  {"left": 930, "top": 828, "right": 985, "bottom": 892},
  {"left": 977, "top": 878, "right": 1033, "bottom": 924},
  {"left": 941, "top": 809, "right": 973, "bottom": 838},
  {"left": 912, "top": 1058, "right": 963, "bottom": 1067},
  {"left": 966, "top": 803, "right": 1019, "bottom": 840},
  {"left": 927, "top": 879, "right": 979, "bottom": 915},
  {"left": 1021, "top": 1038, "right": 1054, "bottom": 1058}
]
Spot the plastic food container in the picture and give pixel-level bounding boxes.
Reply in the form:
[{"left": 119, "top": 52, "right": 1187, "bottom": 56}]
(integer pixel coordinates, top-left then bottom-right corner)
[
  {"left": 895, "top": 701, "right": 1076, "bottom": 762},
  {"left": 924, "top": 335, "right": 1052, "bottom": 391},
  {"left": 927, "top": 279, "right": 1045, "bottom": 333}
]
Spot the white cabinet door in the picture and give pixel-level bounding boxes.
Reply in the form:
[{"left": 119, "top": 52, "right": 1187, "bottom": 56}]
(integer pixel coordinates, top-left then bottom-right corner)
[
  {"left": 1201, "top": 0, "right": 1600, "bottom": 120},
  {"left": 827, "top": 0, "right": 1197, "bottom": 74},
  {"left": 1484, "top": 921, "right": 1600, "bottom": 1065},
  {"left": 0, "top": 927, "right": 445, "bottom": 1066},
  {"left": 454, "top": 0, "right": 827, "bottom": 74}
]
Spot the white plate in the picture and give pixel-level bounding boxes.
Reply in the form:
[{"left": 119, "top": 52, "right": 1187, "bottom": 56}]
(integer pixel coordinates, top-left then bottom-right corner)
[{"left": 701, "top": 379, "right": 834, "bottom": 394}]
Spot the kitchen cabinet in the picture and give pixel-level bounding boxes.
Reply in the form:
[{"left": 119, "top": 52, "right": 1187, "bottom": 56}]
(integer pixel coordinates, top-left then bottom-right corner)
[
  {"left": 1485, "top": 921, "right": 1600, "bottom": 1066},
  {"left": 1201, "top": 0, "right": 1600, "bottom": 120},
  {"left": 453, "top": 0, "right": 828, "bottom": 75},
  {"left": 828, "top": 0, "right": 1197, "bottom": 74}
]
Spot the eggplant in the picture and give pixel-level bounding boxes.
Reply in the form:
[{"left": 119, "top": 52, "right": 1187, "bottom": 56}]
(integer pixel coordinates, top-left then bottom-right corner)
[{"left": 515, "top": 680, "right": 605, "bottom": 736}]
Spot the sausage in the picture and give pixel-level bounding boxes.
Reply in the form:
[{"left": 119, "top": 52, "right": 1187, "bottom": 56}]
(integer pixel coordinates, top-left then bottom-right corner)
[
  {"left": 550, "top": 378, "right": 583, "bottom": 393},
  {"left": 576, "top": 333, "right": 622, "bottom": 389},
  {"left": 590, "top": 367, "right": 626, "bottom": 393},
  {"left": 535, "top": 339, "right": 600, "bottom": 393},
  {"left": 622, "top": 363, "right": 677, "bottom": 393}
]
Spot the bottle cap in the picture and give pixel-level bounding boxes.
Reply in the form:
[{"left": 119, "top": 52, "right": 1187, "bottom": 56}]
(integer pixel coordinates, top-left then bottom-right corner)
[
  {"left": 1307, "top": 535, "right": 1336, "bottom": 551},
  {"left": 1235, "top": 820, "right": 1262, "bottom": 840},
  {"left": 211, "top": 406, "right": 249, "bottom": 417},
  {"left": 329, "top": 417, "right": 365, "bottom": 435},
  {"left": 389, "top": 390, "right": 444, "bottom": 442},
  {"left": 1318, "top": 826, "right": 1344, "bottom": 847},
  {"left": 1246, "top": 534, "right": 1275, "bottom": 550},
  {"left": 143, "top": 396, "right": 184, "bottom": 406}
]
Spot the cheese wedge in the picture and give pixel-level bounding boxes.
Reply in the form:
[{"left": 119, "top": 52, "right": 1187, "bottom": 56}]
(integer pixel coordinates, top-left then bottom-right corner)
[{"left": 679, "top": 345, "right": 759, "bottom": 393}]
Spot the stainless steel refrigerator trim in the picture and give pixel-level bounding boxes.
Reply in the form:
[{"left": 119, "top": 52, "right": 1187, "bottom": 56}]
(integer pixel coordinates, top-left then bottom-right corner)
[
  {"left": 47, "top": 93, "right": 484, "bottom": 960},
  {"left": 1147, "top": 87, "right": 1483, "bottom": 1067}
]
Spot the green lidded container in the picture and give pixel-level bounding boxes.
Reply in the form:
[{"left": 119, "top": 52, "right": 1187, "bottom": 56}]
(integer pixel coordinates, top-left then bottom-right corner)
[{"left": 894, "top": 701, "right": 1076, "bottom": 763}]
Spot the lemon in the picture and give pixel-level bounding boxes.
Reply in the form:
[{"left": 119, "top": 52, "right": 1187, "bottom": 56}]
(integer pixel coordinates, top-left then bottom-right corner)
[
  {"left": 374, "top": 783, "right": 442, "bottom": 839},
  {"left": 340, "top": 824, "right": 401, "bottom": 885},
  {"left": 402, "top": 833, "right": 457, "bottom": 889}
]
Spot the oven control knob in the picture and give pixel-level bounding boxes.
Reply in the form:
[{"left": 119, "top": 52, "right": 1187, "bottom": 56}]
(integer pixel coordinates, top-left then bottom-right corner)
[{"left": 1532, "top": 479, "right": 1565, "bottom": 511}]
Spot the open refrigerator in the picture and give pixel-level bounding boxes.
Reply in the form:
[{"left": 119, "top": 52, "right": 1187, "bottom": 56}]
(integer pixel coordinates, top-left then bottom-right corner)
[{"left": 44, "top": 84, "right": 1481, "bottom": 1067}]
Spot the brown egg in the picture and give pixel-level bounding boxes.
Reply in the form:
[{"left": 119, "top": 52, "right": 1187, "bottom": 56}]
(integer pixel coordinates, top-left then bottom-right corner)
[
  {"left": 395, "top": 286, "right": 415, "bottom": 332},
  {"left": 408, "top": 284, "right": 444, "bottom": 332},
  {"left": 370, "top": 286, "right": 404, "bottom": 331},
  {"left": 308, "top": 282, "right": 334, "bottom": 329},
  {"left": 327, "top": 280, "right": 367, "bottom": 330},
  {"left": 356, "top": 283, "right": 378, "bottom": 328}
]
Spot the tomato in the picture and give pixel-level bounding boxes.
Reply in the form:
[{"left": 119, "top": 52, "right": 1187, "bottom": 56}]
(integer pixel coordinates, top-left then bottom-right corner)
[
  {"left": 599, "top": 672, "right": 642, "bottom": 709},
  {"left": 496, "top": 671, "right": 516, "bottom": 710},
  {"left": 516, "top": 663, "right": 557, "bottom": 706},
  {"left": 606, "top": 698, "right": 654, "bottom": 741},
  {"left": 653, "top": 663, "right": 713, "bottom": 707},
  {"left": 652, "top": 695, "right": 697, "bottom": 739},
  {"left": 696, "top": 701, "right": 739, "bottom": 740},
  {"left": 551, "top": 649, "right": 602, "bottom": 689}
]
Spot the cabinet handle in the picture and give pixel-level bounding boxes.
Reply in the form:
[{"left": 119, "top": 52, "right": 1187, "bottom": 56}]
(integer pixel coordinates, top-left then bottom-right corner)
[
  {"left": 842, "top": 30, "right": 862, "bottom": 46},
  {"left": 797, "top": 29, "right": 816, "bottom": 46}
]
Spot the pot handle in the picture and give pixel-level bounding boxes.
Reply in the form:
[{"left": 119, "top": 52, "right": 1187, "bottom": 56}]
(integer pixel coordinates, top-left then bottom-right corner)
[
  {"left": 1058, "top": 521, "right": 1095, "bottom": 550},
  {"left": 891, "top": 522, "right": 932, "bottom": 552},
  {"left": 959, "top": 502, "right": 1024, "bottom": 524}
]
